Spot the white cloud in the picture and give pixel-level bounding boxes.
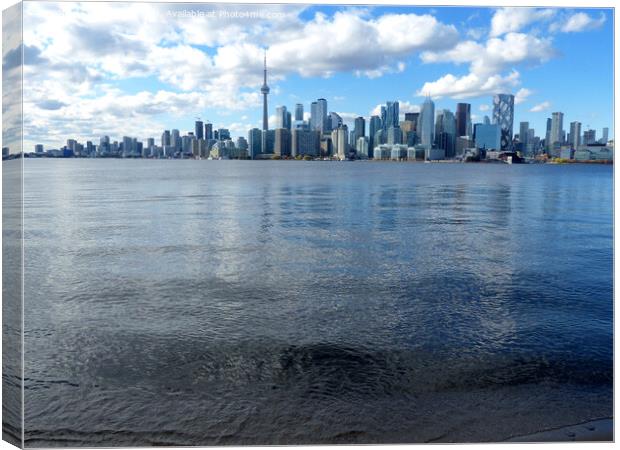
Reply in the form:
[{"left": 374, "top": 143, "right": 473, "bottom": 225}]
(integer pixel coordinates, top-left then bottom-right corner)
[
  {"left": 21, "top": 3, "right": 462, "bottom": 147},
  {"left": 553, "top": 12, "right": 606, "bottom": 33},
  {"left": 479, "top": 104, "right": 491, "bottom": 111},
  {"left": 514, "top": 88, "right": 533, "bottom": 104},
  {"left": 418, "top": 70, "right": 521, "bottom": 99},
  {"left": 418, "top": 32, "right": 554, "bottom": 99},
  {"left": 530, "top": 101, "right": 551, "bottom": 112},
  {"left": 490, "top": 8, "right": 555, "bottom": 37},
  {"left": 268, "top": 11, "right": 458, "bottom": 79}
]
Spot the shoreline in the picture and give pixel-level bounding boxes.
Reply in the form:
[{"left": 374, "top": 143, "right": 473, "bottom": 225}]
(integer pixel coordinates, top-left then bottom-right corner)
[{"left": 505, "top": 418, "right": 613, "bottom": 442}]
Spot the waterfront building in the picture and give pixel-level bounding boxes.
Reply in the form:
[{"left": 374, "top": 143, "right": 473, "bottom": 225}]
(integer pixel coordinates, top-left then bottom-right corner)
[
  {"left": 387, "top": 126, "right": 402, "bottom": 145},
  {"left": 601, "top": 127, "right": 609, "bottom": 144},
  {"left": 195, "top": 120, "right": 203, "bottom": 140},
  {"left": 205, "top": 122, "right": 213, "bottom": 140},
  {"left": 292, "top": 129, "right": 320, "bottom": 157},
  {"left": 492, "top": 93, "right": 514, "bottom": 151},
  {"left": 583, "top": 129, "right": 596, "bottom": 145},
  {"left": 274, "top": 128, "right": 292, "bottom": 157},
  {"left": 122, "top": 136, "right": 133, "bottom": 157},
  {"left": 575, "top": 144, "right": 613, "bottom": 162},
  {"left": 192, "top": 139, "right": 208, "bottom": 158},
  {"left": 456, "top": 136, "right": 475, "bottom": 155},
  {"left": 276, "top": 106, "right": 291, "bottom": 130},
  {"left": 262, "top": 129, "right": 275, "bottom": 154},
  {"left": 335, "top": 126, "right": 349, "bottom": 160},
  {"left": 390, "top": 144, "right": 408, "bottom": 161},
  {"left": 171, "top": 129, "right": 181, "bottom": 151},
  {"left": 550, "top": 112, "right": 564, "bottom": 147},
  {"left": 568, "top": 121, "right": 581, "bottom": 149},
  {"left": 353, "top": 117, "right": 365, "bottom": 151},
  {"left": 311, "top": 98, "right": 328, "bottom": 133},
  {"left": 384, "top": 101, "right": 399, "bottom": 131},
  {"left": 474, "top": 123, "right": 501, "bottom": 151},
  {"left": 456, "top": 103, "right": 471, "bottom": 138},
  {"left": 426, "top": 147, "right": 445, "bottom": 161},
  {"left": 419, "top": 96, "right": 435, "bottom": 149},
  {"left": 357, "top": 137, "right": 369, "bottom": 159},
  {"left": 373, "top": 145, "right": 391, "bottom": 160},
  {"left": 519, "top": 122, "right": 529, "bottom": 147},
  {"left": 372, "top": 129, "right": 383, "bottom": 149},
  {"left": 435, "top": 109, "right": 456, "bottom": 158},
  {"left": 248, "top": 128, "right": 262, "bottom": 159},
  {"left": 35, "top": 144, "right": 43, "bottom": 153},
  {"left": 369, "top": 116, "right": 382, "bottom": 158},
  {"left": 161, "top": 130, "right": 170, "bottom": 148},
  {"left": 545, "top": 117, "right": 552, "bottom": 151},
  {"left": 236, "top": 137, "right": 248, "bottom": 151}
]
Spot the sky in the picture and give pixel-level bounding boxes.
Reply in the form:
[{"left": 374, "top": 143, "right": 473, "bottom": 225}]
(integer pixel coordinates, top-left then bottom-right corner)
[{"left": 3, "top": 2, "right": 614, "bottom": 151}]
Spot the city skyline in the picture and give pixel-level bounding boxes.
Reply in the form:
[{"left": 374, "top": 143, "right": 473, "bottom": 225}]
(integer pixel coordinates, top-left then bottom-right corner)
[
  {"left": 15, "top": 48, "right": 613, "bottom": 162},
  {"left": 5, "top": 3, "right": 614, "bottom": 151}
]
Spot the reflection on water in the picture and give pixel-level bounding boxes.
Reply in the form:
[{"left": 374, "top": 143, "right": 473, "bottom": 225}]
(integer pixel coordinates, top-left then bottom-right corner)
[{"left": 21, "top": 160, "right": 612, "bottom": 446}]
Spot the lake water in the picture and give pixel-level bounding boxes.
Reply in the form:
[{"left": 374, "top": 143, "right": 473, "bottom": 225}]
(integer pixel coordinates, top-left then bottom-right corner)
[{"left": 19, "top": 159, "right": 612, "bottom": 445}]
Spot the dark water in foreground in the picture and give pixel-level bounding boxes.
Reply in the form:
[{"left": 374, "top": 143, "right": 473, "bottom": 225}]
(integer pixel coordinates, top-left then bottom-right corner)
[{"left": 20, "top": 160, "right": 612, "bottom": 446}]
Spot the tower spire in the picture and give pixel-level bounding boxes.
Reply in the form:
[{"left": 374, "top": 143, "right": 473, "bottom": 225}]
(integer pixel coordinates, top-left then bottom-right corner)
[
  {"left": 260, "top": 49, "right": 270, "bottom": 154},
  {"left": 263, "top": 50, "right": 267, "bottom": 85}
]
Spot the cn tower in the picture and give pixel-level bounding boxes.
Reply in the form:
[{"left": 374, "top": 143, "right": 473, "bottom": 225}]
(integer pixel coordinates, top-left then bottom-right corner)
[{"left": 260, "top": 50, "right": 270, "bottom": 154}]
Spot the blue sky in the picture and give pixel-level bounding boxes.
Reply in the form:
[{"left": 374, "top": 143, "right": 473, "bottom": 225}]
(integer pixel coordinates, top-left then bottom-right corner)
[{"left": 11, "top": 2, "right": 614, "bottom": 149}]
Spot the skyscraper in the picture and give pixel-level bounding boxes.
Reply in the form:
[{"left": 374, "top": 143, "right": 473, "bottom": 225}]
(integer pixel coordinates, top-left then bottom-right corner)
[
  {"left": 387, "top": 127, "right": 402, "bottom": 145},
  {"left": 248, "top": 128, "right": 262, "bottom": 159},
  {"left": 369, "top": 115, "right": 382, "bottom": 159},
  {"left": 205, "top": 122, "right": 213, "bottom": 140},
  {"left": 310, "top": 99, "right": 328, "bottom": 133},
  {"left": 195, "top": 120, "right": 203, "bottom": 140},
  {"left": 519, "top": 122, "right": 529, "bottom": 146},
  {"left": 435, "top": 109, "right": 456, "bottom": 158},
  {"left": 384, "top": 101, "right": 399, "bottom": 131},
  {"left": 602, "top": 127, "right": 609, "bottom": 143},
  {"left": 274, "top": 128, "right": 291, "bottom": 157},
  {"left": 419, "top": 96, "right": 435, "bottom": 149},
  {"left": 550, "top": 112, "right": 564, "bottom": 146},
  {"left": 291, "top": 129, "right": 320, "bottom": 157},
  {"left": 456, "top": 103, "right": 471, "bottom": 137},
  {"left": 171, "top": 129, "right": 180, "bottom": 151},
  {"left": 261, "top": 51, "right": 270, "bottom": 153},
  {"left": 336, "top": 126, "right": 348, "bottom": 160},
  {"left": 276, "top": 106, "right": 289, "bottom": 130},
  {"left": 295, "top": 104, "right": 304, "bottom": 121},
  {"left": 353, "top": 117, "right": 365, "bottom": 151},
  {"left": 583, "top": 129, "right": 596, "bottom": 145},
  {"left": 161, "top": 130, "right": 170, "bottom": 148},
  {"left": 492, "top": 94, "right": 514, "bottom": 151},
  {"left": 569, "top": 121, "right": 581, "bottom": 149}
]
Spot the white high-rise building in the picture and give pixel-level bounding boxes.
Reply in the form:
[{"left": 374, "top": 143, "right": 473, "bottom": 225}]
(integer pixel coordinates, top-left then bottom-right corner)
[
  {"left": 335, "top": 126, "right": 348, "bottom": 160},
  {"left": 357, "top": 137, "right": 369, "bottom": 159}
]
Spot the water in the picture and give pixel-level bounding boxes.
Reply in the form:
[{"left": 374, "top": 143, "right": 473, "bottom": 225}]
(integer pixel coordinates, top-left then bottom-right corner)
[{"left": 19, "top": 159, "right": 612, "bottom": 445}]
